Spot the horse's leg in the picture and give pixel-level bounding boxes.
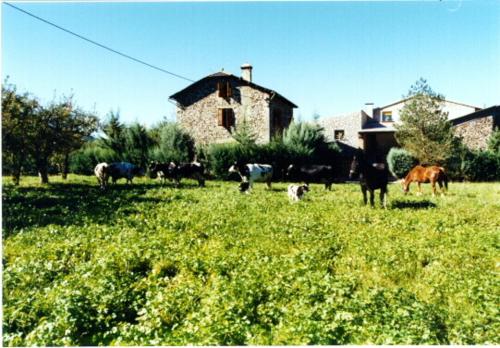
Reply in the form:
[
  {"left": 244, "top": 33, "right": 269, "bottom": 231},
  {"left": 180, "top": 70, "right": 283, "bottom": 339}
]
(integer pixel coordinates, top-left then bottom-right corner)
[
  {"left": 361, "top": 186, "right": 368, "bottom": 205},
  {"left": 417, "top": 182, "right": 422, "bottom": 196},
  {"left": 369, "top": 189, "right": 375, "bottom": 207},
  {"left": 437, "top": 180, "right": 444, "bottom": 197},
  {"left": 431, "top": 180, "right": 437, "bottom": 197}
]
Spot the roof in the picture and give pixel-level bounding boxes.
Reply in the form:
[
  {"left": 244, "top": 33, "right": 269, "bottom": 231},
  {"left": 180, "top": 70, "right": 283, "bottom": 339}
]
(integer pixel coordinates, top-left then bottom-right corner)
[
  {"left": 169, "top": 71, "right": 297, "bottom": 108},
  {"left": 377, "top": 97, "right": 481, "bottom": 111},
  {"left": 450, "top": 105, "right": 500, "bottom": 127}
]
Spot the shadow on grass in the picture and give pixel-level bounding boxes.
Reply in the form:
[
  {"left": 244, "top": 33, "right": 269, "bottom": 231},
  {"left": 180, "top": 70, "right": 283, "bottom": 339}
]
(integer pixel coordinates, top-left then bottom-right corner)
[
  {"left": 2, "top": 183, "right": 166, "bottom": 237},
  {"left": 391, "top": 200, "right": 437, "bottom": 209}
]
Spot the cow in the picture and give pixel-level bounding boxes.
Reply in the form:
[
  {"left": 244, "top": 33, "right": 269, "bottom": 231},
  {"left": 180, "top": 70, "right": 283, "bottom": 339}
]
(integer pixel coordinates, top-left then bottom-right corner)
[
  {"left": 94, "top": 162, "right": 109, "bottom": 190},
  {"left": 148, "top": 161, "right": 171, "bottom": 185},
  {"left": 228, "top": 162, "right": 273, "bottom": 192},
  {"left": 169, "top": 161, "right": 206, "bottom": 187},
  {"left": 288, "top": 184, "right": 309, "bottom": 202},
  {"left": 286, "top": 164, "right": 335, "bottom": 190},
  {"left": 107, "top": 162, "right": 145, "bottom": 184}
]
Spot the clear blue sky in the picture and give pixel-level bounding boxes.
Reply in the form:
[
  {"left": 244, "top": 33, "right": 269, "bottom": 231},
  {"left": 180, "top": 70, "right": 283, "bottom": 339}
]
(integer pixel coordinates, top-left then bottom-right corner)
[{"left": 3, "top": 1, "right": 499, "bottom": 126}]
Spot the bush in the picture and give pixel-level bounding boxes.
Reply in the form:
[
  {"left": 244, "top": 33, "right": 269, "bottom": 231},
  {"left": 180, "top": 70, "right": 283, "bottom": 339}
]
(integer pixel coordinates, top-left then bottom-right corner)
[
  {"left": 206, "top": 142, "right": 256, "bottom": 180},
  {"left": 150, "top": 123, "right": 195, "bottom": 164},
  {"left": 69, "top": 142, "right": 117, "bottom": 175},
  {"left": 463, "top": 150, "right": 500, "bottom": 182},
  {"left": 387, "top": 148, "right": 418, "bottom": 179}
]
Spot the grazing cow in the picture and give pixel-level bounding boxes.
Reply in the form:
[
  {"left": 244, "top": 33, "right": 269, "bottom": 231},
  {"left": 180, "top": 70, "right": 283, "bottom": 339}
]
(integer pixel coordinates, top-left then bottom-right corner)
[
  {"left": 149, "top": 161, "right": 171, "bottom": 185},
  {"left": 286, "top": 164, "right": 335, "bottom": 190},
  {"left": 402, "top": 165, "right": 448, "bottom": 196},
  {"left": 288, "top": 184, "right": 309, "bottom": 202},
  {"left": 228, "top": 162, "right": 273, "bottom": 192},
  {"left": 94, "top": 162, "right": 109, "bottom": 190},
  {"left": 107, "top": 162, "right": 144, "bottom": 184},
  {"left": 169, "top": 161, "right": 206, "bottom": 187},
  {"left": 349, "top": 150, "right": 389, "bottom": 208}
]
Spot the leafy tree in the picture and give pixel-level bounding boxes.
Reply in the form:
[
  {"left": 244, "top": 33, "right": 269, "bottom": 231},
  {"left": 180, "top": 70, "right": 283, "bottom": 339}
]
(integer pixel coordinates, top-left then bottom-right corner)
[
  {"left": 2, "top": 81, "right": 39, "bottom": 185},
  {"left": 395, "top": 78, "right": 454, "bottom": 165},
  {"left": 51, "top": 97, "right": 98, "bottom": 179},
  {"left": 386, "top": 147, "right": 418, "bottom": 179}
]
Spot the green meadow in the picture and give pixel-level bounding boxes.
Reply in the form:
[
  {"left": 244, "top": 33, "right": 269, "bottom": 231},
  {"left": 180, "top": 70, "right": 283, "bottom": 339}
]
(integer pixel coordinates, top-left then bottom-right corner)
[{"left": 2, "top": 176, "right": 499, "bottom": 345}]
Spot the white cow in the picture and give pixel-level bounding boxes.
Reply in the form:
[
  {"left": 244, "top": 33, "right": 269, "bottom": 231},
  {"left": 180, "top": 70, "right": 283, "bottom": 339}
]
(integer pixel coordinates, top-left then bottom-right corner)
[
  {"left": 228, "top": 162, "right": 273, "bottom": 192},
  {"left": 94, "top": 162, "right": 109, "bottom": 190}
]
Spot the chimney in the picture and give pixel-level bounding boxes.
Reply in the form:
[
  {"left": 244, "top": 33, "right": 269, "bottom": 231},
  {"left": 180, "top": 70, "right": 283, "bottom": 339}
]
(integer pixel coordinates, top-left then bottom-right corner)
[
  {"left": 363, "top": 102, "right": 374, "bottom": 117},
  {"left": 241, "top": 63, "right": 253, "bottom": 82}
]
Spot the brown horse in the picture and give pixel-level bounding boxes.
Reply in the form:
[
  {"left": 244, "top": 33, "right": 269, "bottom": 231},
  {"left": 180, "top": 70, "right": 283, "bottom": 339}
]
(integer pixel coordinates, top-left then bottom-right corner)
[{"left": 402, "top": 165, "right": 448, "bottom": 196}]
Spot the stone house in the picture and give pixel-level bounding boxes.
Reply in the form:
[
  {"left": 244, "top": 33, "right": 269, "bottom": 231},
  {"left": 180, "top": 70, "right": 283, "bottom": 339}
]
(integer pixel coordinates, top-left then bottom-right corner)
[
  {"left": 318, "top": 98, "right": 496, "bottom": 162},
  {"left": 169, "top": 64, "right": 297, "bottom": 145}
]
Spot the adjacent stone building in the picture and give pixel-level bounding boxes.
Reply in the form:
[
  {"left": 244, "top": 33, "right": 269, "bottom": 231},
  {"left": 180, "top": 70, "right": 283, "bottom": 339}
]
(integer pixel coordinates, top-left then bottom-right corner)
[
  {"left": 169, "top": 64, "right": 297, "bottom": 145},
  {"left": 319, "top": 98, "right": 496, "bottom": 162}
]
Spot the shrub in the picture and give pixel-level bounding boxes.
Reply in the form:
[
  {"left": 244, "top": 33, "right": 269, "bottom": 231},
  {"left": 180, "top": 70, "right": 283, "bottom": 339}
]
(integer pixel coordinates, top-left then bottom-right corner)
[
  {"left": 387, "top": 148, "right": 418, "bottom": 179},
  {"left": 150, "top": 123, "right": 195, "bottom": 164},
  {"left": 206, "top": 142, "right": 256, "bottom": 180},
  {"left": 463, "top": 150, "right": 500, "bottom": 182},
  {"left": 69, "top": 142, "right": 117, "bottom": 175}
]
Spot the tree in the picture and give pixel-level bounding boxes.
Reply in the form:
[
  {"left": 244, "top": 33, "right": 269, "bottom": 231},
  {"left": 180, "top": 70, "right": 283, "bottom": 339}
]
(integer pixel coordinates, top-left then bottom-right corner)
[
  {"left": 2, "top": 81, "right": 39, "bottom": 185},
  {"left": 51, "top": 97, "right": 98, "bottom": 179},
  {"left": 395, "top": 78, "right": 455, "bottom": 165},
  {"left": 100, "top": 111, "right": 126, "bottom": 160},
  {"left": 150, "top": 122, "right": 195, "bottom": 164},
  {"left": 487, "top": 127, "right": 500, "bottom": 154},
  {"left": 123, "top": 122, "right": 154, "bottom": 169},
  {"left": 232, "top": 117, "right": 258, "bottom": 147}
]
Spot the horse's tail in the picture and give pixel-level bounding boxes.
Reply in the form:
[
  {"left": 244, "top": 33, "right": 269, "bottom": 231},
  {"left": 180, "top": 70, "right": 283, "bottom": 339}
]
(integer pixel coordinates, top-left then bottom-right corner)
[{"left": 439, "top": 167, "right": 448, "bottom": 190}]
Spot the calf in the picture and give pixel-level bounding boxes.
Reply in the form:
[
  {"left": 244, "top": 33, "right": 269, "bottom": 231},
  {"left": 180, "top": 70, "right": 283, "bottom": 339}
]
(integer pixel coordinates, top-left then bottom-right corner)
[
  {"left": 288, "top": 184, "right": 309, "bottom": 202},
  {"left": 228, "top": 162, "right": 273, "bottom": 192},
  {"left": 286, "top": 164, "right": 335, "bottom": 190},
  {"left": 94, "top": 162, "right": 109, "bottom": 190},
  {"left": 169, "top": 161, "right": 206, "bottom": 187},
  {"left": 108, "top": 162, "right": 144, "bottom": 184}
]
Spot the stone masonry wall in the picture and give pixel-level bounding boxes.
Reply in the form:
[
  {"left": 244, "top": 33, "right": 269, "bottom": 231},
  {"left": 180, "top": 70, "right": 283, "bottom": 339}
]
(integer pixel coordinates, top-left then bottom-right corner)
[
  {"left": 453, "top": 115, "right": 494, "bottom": 151},
  {"left": 176, "top": 78, "right": 272, "bottom": 145}
]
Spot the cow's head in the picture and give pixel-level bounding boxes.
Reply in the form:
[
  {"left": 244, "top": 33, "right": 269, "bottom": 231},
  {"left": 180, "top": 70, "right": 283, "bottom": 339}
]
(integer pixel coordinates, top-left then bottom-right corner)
[
  {"left": 133, "top": 166, "right": 145, "bottom": 177},
  {"left": 239, "top": 181, "right": 250, "bottom": 193},
  {"left": 228, "top": 161, "right": 240, "bottom": 174},
  {"left": 285, "top": 164, "right": 296, "bottom": 179}
]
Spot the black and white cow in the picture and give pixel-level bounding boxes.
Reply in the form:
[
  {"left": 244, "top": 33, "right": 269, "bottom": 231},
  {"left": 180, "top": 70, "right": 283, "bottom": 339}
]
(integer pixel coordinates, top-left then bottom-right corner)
[
  {"left": 228, "top": 162, "right": 273, "bottom": 192},
  {"left": 169, "top": 161, "right": 206, "bottom": 187},
  {"left": 94, "top": 162, "right": 109, "bottom": 190},
  {"left": 286, "top": 164, "right": 335, "bottom": 190},
  {"left": 107, "top": 162, "right": 145, "bottom": 184},
  {"left": 148, "top": 161, "right": 171, "bottom": 185},
  {"left": 149, "top": 161, "right": 205, "bottom": 187}
]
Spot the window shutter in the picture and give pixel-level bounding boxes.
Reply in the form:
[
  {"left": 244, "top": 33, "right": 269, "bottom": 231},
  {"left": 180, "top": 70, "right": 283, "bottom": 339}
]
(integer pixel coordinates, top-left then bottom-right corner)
[
  {"left": 228, "top": 109, "right": 235, "bottom": 129},
  {"left": 217, "top": 82, "right": 223, "bottom": 97},
  {"left": 226, "top": 82, "right": 232, "bottom": 98},
  {"left": 218, "top": 109, "right": 224, "bottom": 126}
]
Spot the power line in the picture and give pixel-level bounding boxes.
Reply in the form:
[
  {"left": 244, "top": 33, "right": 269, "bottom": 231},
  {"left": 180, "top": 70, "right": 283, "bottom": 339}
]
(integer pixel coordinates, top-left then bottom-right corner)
[{"left": 4, "top": 2, "right": 195, "bottom": 83}]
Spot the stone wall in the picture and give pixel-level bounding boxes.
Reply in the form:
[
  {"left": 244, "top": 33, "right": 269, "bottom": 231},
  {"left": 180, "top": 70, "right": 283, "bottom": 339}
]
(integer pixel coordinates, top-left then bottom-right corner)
[
  {"left": 176, "top": 77, "right": 293, "bottom": 145},
  {"left": 318, "top": 111, "right": 364, "bottom": 148},
  {"left": 177, "top": 78, "right": 270, "bottom": 145},
  {"left": 453, "top": 115, "right": 494, "bottom": 151}
]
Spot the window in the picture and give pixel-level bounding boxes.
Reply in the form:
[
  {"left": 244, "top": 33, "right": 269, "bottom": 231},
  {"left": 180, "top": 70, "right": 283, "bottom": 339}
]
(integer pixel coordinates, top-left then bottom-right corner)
[
  {"left": 334, "top": 130, "right": 345, "bottom": 140},
  {"left": 217, "top": 81, "right": 232, "bottom": 99},
  {"left": 272, "top": 109, "right": 283, "bottom": 136},
  {"left": 218, "top": 108, "right": 235, "bottom": 131},
  {"left": 382, "top": 111, "right": 393, "bottom": 122}
]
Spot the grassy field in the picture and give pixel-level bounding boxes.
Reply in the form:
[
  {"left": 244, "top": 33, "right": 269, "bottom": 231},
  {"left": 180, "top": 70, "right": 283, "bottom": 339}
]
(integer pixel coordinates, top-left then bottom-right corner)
[{"left": 2, "top": 175, "right": 499, "bottom": 345}]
